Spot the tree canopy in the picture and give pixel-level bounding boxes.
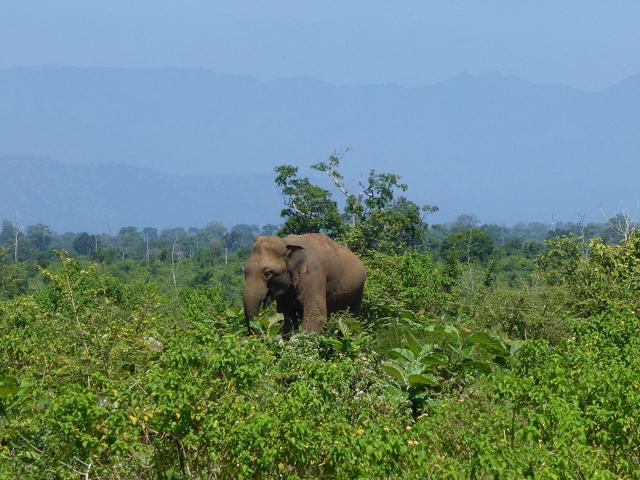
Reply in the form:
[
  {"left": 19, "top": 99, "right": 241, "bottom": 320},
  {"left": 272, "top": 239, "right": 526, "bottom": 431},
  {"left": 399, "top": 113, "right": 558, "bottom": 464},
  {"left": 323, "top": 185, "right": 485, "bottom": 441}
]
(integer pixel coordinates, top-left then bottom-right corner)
[{"left": 274, "top": 154, "right": 438, "bottom": 253}]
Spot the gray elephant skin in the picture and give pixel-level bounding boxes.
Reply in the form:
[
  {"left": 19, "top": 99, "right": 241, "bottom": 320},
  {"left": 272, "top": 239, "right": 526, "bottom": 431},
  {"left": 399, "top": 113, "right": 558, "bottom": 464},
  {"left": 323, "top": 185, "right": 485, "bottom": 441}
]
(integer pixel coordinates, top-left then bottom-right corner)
[{"left": 243, "top": 233, "right": 366, "bottom": 334}]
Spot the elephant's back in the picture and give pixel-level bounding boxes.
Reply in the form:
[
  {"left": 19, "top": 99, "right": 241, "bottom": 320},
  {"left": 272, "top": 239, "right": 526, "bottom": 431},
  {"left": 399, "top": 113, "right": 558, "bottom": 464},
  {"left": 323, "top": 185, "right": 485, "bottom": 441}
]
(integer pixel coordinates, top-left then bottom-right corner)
[
  {"left": 286, "top": 233, "right": 365, "bottom": 281},
  {"left": 304, "top": 234, "right": 363, "bottom": 266},
  {"left": 307, "top": 234, "right": 366, "bottom": 292}
]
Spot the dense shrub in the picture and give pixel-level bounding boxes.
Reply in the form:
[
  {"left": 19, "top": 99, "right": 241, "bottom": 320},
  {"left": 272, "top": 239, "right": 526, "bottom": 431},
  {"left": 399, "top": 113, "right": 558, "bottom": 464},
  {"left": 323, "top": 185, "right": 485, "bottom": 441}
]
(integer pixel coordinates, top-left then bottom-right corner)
[
  {"left": 2, "top": 235, "right": 640, "bottom": 478},
  {"left": 462, "top": 283, "right": 570, "bottom": 344},
  {"left": 362, "top": 251, "right": 458, "bottom": 321},
  {"left": 537, "top": 232, "right": 640, "bottom": 317}
]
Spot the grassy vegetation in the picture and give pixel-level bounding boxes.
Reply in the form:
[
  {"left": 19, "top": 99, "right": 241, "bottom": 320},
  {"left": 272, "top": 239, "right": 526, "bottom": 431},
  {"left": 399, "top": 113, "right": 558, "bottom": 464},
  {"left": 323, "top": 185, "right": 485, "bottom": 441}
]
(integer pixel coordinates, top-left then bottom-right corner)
[{"left": 1, "top": 227, "right": 640, "bottom": 479}]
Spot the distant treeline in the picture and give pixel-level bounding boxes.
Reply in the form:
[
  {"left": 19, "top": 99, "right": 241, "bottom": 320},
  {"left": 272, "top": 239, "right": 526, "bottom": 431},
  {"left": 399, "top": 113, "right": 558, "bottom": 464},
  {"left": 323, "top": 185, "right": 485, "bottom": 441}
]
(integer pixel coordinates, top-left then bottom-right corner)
[
  {"left": 0, "top": 221, "right": 280, "bottom": 265},
  {"left": 0, "top": 213, "right": 632, "bottom": 265},
  {"left": 431, "top": 213, "right": 631, "bottom": 246}
]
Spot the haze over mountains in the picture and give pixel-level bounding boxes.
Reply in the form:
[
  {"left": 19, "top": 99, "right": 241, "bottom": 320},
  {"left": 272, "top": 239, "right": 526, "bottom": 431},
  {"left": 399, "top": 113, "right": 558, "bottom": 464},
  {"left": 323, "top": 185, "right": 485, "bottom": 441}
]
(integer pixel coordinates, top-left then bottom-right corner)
[
  {"left": 0, "top": 155, "right": 279, "bottom": 233},
  {"left": 1, "top": 66, "right": 639, "bottom": 232}
]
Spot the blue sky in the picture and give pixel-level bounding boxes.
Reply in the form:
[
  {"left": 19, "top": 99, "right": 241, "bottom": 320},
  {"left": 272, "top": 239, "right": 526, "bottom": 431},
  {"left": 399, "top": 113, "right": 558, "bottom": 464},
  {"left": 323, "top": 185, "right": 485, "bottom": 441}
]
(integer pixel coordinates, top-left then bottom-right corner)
[{"left": 2, "top": 1, "right": 639, "bottom": 90}]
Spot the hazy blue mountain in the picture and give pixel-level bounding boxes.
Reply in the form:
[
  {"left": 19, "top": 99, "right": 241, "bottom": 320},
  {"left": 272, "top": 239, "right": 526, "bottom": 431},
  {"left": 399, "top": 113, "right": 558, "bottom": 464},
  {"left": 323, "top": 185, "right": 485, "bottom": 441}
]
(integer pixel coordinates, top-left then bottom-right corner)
[
  {"left": 1, "top": 66, "right": 639, "bottom": 227},
  {"left": 0, "top": 156, "right": 281, "bottom": 232}
]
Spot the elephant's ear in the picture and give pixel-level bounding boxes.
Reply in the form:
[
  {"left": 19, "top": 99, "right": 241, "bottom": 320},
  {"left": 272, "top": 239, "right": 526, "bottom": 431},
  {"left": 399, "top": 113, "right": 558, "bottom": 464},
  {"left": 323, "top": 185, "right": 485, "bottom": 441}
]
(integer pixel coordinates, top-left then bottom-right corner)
[
  {"left": 284, "top": 238, "right": 304, "bottom": 257},
  {"left": 286, "top": 244, "right": 303, "bottom": 252},
  {"left": 284, "top": 235, "right": 306, "bottom": 252},
  {"left": 285, "top": 242, "right": 308, "bottom": 286}
]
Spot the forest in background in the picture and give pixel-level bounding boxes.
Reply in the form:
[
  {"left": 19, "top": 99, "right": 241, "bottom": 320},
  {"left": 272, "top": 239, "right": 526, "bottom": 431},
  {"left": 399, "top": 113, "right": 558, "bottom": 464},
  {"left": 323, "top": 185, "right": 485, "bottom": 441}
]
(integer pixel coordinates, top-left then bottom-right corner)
[
  {"left": 1, "top": 159, "right": 640, "bottom": 478},
  {"left": 0, "top": 209, "right": 632, "bottom": 302}
]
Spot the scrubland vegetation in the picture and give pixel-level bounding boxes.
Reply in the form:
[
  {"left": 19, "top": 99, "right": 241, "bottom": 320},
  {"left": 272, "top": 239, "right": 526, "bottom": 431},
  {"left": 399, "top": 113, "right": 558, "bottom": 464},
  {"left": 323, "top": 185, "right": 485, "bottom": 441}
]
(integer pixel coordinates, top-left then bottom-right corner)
[{"left": 1, "top": 159, "right": 640, "bottom": 478}]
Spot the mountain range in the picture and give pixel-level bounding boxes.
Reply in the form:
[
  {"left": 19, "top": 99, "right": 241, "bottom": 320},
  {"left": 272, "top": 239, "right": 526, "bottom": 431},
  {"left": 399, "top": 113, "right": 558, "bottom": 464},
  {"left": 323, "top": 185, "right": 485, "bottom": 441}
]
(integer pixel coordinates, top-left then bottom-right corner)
[
  {"left": 0, "top": 156, "right": 279, "bottom": 232},
  {"left": 1, "top": 66, "right": 639, "bottom": 231}
]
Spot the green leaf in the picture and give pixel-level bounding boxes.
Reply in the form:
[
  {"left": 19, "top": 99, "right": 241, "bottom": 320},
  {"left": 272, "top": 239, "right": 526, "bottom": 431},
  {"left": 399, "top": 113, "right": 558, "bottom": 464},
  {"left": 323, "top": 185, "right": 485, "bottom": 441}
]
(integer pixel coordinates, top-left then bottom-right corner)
[
  {"left": 419, "top": 352, "right": 449, "bottom": 366},
  {"left": 430, "top": 324, "right": 461, "bottom": 345},
  {"left": 389, "top": 348, "right": 416, "bottom": 363},
  {"left": 405, "top": 338, "right": 423, "bottom": 357},
  {"left": 266, "top": 313, "right": 283, "bottom": 327},
  {"left": 509, "top": 340, "right": 525, "bottom": 355},
  {"left": 322, "top": 338, "right": 344, "bottom": 350},
  {"left": 381, "top": 363, "right": 406, "bottom": 383},
  {"left": 337, "top": 318, "right": 350, "bottom": 337},
  {"left": 460, "top": 344, "right": 474, "bottom": 359},
  {"left": 493, "top": 355, "right": 509, "bottom": 368},
  {"left": 407, "top": 373, "right": 439, "bottom": 386},
  {"left": 267, "top": 323, "right": 282, "bottom": 336},
  {"left": 249, "top": 319, "right": 263, "bottom": 333},
  {"left": 0, "top": 376, "right": 19, "bottom": 399},
  {"left": 418, "top": 343, "right": 435, "bottom": 356},
  {"left": 443, "top": 325, "right": 461, "bottom": 345},
  {"left": 468, "top": 361, "right": 492, "bottom": 375},
  {"left": 341, "top": 340, "right": 353, "bottom": 353},
  {"left": 347, "top": 320, "right": 362, "bottom": 334},
  {"left": 399, "top": 309, "right": 417, "bottom": 321},
  {"left": 406, "top": 362, "right": 427, "bottom": 376},
  {"left": 466, "top": 332, "right": 509, "bottom": 355}
]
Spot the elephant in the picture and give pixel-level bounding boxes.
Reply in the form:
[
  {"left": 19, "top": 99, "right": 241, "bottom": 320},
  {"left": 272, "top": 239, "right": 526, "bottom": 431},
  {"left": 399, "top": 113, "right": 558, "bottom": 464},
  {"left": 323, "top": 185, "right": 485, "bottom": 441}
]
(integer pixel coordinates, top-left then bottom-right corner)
[{"left": 243, "top": 233, "right": 366, "bottom": 335}]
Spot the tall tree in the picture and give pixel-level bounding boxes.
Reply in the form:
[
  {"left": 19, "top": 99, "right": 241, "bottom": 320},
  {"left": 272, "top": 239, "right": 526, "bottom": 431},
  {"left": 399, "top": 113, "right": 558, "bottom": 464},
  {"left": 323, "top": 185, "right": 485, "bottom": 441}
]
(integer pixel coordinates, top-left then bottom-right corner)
[
  {"left": 274, "top": 154, "right": 437, "bottom": 253},
  {"left": 1, "top": 220, "right": 23, "bottom": 262},
  {"left": 117, "top": 226, "right": 143, "bottom": 259},
  {"left": 72, "top": 232, "right": 97, "bottom": 256},
  {"left": 26, "top": 224, "right": 53, "bottom": 251},
  {"left": 312, "top": 154, "right": 411, "bottom": 227},
  {"left": 274, "top": 165, "right": 344, "bottom": 237}
]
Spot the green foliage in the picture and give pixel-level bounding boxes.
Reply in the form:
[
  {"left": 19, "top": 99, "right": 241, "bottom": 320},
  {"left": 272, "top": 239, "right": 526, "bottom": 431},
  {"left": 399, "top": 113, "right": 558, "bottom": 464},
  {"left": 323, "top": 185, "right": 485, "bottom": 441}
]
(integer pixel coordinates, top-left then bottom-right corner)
[
  {"left": 440, "top": 228, "right": 495, "bottom": 264},
  {"left": 381, "top": 318, "right": 515, "bottom": 412},
  {"left": 537, "top": 232, "right": 640, "bottom": 317},
  {"left": 0, "top": 259, "right": 415, "bottom": 478},
  {"left": 340, "top": 197, "right": 429, "bottom": 254},
  {"left": 363, "top": 251, "right": 458, "bottom": 320},
  {"left": 72, "top": 232, "right": 98, "bottom": 256},
  {"left": 26, "top": 224, "right": 53, "bottom": 252},
  {"left": 274, "top": 164, "right": 344, "bottom": 237},
  {"left": 247, "top": 309, "right": 284, "bottom": 339},
  {"left": 487, "top": 311, "right": 640, "bottom": 478},
  {"left": 0, "top": 375, "right": 19, "bottom": 419},
  {"left": 275, "top": 155, "right": 437, "bottom": 254},
  {"left": 0, "top": 376, "right": 19, "bottom": 400},
  {"left": 535, "top": 234, "right": 584, "bottom": 285},
  {"left": 178, "top": 284, "right": 230, "bottom": 322},
  {"left": 311, "top": 154, "right": 425, "bottom": 226},
  {"left": 0, "top": 259, "right": 31, "bottom": 299},
  {"left": 464, "top": 282, "right": 571, "bottom": 344},
  {"left": 3, "top": 220, "right": 640, "bottom": 477},
  {"left": 319, "top": 313, "right": 371, "bottom": 358}
]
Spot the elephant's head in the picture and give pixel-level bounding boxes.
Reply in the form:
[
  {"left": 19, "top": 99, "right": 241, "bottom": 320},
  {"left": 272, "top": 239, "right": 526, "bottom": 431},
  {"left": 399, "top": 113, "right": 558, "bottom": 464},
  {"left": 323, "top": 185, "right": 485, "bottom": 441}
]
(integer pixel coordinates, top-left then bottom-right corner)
[{"left": 243, "top": 236, "right": 303, "bottom": 328}]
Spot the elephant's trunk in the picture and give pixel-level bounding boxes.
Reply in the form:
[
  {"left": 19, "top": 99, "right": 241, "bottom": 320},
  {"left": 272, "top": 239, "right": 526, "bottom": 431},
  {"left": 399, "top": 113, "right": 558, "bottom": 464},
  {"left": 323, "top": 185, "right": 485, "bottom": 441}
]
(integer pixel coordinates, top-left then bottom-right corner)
[{"left": 243, "top": 277, "right": 268, "bottom": 330}]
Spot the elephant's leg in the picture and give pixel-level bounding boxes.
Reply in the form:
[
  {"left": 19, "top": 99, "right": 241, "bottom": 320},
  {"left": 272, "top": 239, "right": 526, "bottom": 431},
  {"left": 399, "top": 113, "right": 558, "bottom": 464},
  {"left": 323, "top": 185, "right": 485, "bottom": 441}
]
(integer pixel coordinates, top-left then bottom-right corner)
[
  {"left": 277, "top": 296, "right": 298, "bottom": 339},
  {"left": 349, "top": 285, "right": 365, "bottom": 316},
  {"left": 282, "top": 314, "right": 297, "bottom": 339},
  {"left": 298, "top": 287, "right": 328, "bottom": 334}
]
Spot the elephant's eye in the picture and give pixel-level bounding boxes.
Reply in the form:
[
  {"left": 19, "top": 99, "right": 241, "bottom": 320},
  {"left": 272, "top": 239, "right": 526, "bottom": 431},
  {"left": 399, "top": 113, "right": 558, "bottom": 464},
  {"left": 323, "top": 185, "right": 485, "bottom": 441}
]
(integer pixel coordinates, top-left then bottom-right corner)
[{"left": 263, "top": 268, "right": 274, "bottom": 279}]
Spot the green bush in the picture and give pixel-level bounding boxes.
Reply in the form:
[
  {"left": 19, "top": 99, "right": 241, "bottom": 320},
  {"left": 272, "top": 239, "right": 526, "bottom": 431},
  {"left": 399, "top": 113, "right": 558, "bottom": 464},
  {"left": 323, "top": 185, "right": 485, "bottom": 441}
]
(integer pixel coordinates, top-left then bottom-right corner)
[
  {"left": 537, "top": 232, "right": 640, "bottom": 317},
  {"left": 363, "top": 251, "right": 458, "bottom": 321},
  {"left": 2, "top": 238, "right": 640, "bottom": 478},
  {"left": 462, "top": 282, "right": 570, "bottom": 344}
]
